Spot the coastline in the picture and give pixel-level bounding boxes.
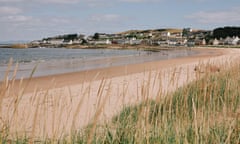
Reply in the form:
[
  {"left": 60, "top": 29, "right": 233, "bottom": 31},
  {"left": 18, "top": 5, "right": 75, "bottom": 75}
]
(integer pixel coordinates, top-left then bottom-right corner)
[
  {"left": 10, "top": 47, "right": 224, "bottom": 93},
  {"left": 0, "top": 47, "right": 196, "bottom": 80},
  {"left": 2, "top": 47, "right": 240, "bottom": 138}
]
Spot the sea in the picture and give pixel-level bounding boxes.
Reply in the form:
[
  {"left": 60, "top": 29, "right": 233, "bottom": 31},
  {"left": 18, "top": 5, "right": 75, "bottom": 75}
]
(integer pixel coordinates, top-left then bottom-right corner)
[{"left": 0, "top": 47, "right": 197, "bottom": 80}]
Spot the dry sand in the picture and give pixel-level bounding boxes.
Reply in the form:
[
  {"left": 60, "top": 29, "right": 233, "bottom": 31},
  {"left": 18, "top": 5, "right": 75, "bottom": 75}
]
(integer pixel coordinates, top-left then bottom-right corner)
[{"left": 1, "top": 47, "right": 240, "bottom": 138}]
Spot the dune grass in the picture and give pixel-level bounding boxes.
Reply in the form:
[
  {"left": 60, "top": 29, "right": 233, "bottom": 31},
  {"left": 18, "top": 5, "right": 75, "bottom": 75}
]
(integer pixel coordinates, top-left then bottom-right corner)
[
  {"left": 74, "top": 62, "right": 240, "bottom": 144},
  {"left": 0, "top": 60, "right": 240, "bottom": 143}
]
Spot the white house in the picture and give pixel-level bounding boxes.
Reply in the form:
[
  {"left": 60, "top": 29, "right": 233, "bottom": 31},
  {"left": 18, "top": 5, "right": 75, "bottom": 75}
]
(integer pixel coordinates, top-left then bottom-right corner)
[
  {"left": 113, "top": 39, "right": 125, "bottom": 45},
  {"left": 31, "top": 40, "right": 41, "bottom": 44},
  {"left": 129, "top": 39, "right": 142, "bottom": 45},
  {"left": 148, "top": 33, "right": 153, "bottom": 37},
  {"left": 63, "top": 40, "right": 73, "bottom": 45},
  {"left": 213, "top": 38, "right": 219, "bottom": 45},
  {"left": 156, "top": 40, "right": 168, "bottom": 45},
  {"left": 232, "top": 36, "right": 240, "bottom": 45},
  {"left": 168, "top": 40, "right": 177, "bottom": 45},
  {"left": 48, "top": 39, "right": 64, "bottom": 45},
  {"left": 94, "top": 39, "right": 112, "bottom": 45},
  {"left": 202, "top": 39, "right": 206, "bottom": 45},
  {"left": 224, "top": 37, "right": 233, "bottom": 45},
  {"left": 73, "top": 39, "right": 83, "bottom": 44},
  {"left": 161, "top": 31, "right": 171, "bottom": 37}
]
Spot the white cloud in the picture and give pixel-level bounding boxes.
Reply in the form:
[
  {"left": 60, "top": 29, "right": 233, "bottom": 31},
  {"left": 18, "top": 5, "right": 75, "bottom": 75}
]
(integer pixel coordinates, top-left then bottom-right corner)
[
  {"left": 0, "top": 6, "right": 22, "bottom": 15},
  {"left": 0, "top": 0, "right": 162, "bottom": 5},
  {"left": 85, "top": 13, "right": 133, "bottom": 34},
  {"left": 119, "top": 0, "right": 162, "bottom": 2},
  {"left": 0, "top": 14, "right": 79, "bottom": 41},
  {"left": 0, "top": 0, "right": 23, "bottom": 2},
  {"left": 40, "top": 0, "right": 81, "bottom": 4},
  {"left": 186, "top": 7, "right": 240, "bottom": 24},
  {"left": 51, "top": 18, "right": 70, "bottom": 24},
  {"left": 0, "top": 0, "right": 81, "bottom": 4},
  {"left": 89, "top": 14, "right": 122, "bottom": 22},
  {"left": 5, "top": 15, "right": 31, "bottom": 22}
]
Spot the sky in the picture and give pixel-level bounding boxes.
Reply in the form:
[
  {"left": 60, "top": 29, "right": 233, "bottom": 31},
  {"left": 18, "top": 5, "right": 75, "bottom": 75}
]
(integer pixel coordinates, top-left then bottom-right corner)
[{"left": 0, "top": 0, "right": 239, "bottom": 42}]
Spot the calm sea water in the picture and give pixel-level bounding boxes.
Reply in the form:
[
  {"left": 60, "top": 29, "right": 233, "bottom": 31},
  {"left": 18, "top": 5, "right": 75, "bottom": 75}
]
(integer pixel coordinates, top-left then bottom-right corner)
[{"left": 0, "top": 47, "right": 197, "bottom": 79}]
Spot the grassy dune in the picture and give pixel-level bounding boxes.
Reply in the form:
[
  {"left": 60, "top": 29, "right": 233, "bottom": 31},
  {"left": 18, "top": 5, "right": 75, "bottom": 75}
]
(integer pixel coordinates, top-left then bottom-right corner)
[
  {"left": 74, "top": 62, "right": 240, "bottom": 144},
  {"left": 0, "top": 61, "right": 239, "bottom": 143}
]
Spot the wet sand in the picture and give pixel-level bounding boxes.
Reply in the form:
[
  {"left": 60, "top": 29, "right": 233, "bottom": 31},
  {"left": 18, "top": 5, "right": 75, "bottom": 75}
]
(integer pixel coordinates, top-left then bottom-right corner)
[{"left": 10, "top": 48, "right": 224, "bottom": 93}]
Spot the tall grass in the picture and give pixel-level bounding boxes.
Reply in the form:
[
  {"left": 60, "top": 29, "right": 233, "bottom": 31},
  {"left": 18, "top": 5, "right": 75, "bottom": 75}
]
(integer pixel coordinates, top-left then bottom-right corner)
[
  {"left": 75, "top": 62, "right": 240, "bottom": 143},
  {"left": 0, "top": 60, "right": 240, "bottom": 143}
]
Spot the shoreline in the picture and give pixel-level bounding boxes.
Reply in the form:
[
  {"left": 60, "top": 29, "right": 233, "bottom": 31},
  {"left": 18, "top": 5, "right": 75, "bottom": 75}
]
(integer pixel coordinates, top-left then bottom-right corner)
[
  {"left": 9, "top": 47, "right": 225, "bottom": 94},
  {"left": 0, "top": 43, "right": 192, "bottom": 50},
  {"left": 0, "top": 47, "right": 195, "bottom": 80}
]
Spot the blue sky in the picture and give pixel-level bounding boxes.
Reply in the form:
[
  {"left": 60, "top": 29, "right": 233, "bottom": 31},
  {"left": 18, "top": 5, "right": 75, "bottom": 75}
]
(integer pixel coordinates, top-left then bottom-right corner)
[{"left": 0, "top": 0, "right": 239, "bottom": 41}]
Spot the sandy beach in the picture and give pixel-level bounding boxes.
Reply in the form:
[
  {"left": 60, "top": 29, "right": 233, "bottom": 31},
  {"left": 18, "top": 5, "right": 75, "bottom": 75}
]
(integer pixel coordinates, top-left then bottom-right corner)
[
  {"left": 1, "top": 47, "right": 240, "bottom": 138},
  {"left": 10, "top": 48, "right": 224, "bottom": 93}
]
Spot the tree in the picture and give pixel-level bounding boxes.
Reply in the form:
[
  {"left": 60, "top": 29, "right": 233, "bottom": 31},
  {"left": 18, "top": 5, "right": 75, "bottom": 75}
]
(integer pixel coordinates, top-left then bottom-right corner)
[
  {"left": 182, "top": 28, "right": 192, "bottom": 38},
  {"left": 213, "top": 27, "right": 240, "bottom": 39},
  {"left": 93, "top": 33, "right": 100, "bottom": 40},
  {"left": 63, "top": 34, "right": 78, "bottom": 40}
]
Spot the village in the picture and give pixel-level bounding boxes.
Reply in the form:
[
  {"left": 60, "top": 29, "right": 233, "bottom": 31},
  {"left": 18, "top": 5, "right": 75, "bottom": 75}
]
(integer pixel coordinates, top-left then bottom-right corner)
[{"left": 30, "top": 27, "right": 240, "bottom": 48}]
